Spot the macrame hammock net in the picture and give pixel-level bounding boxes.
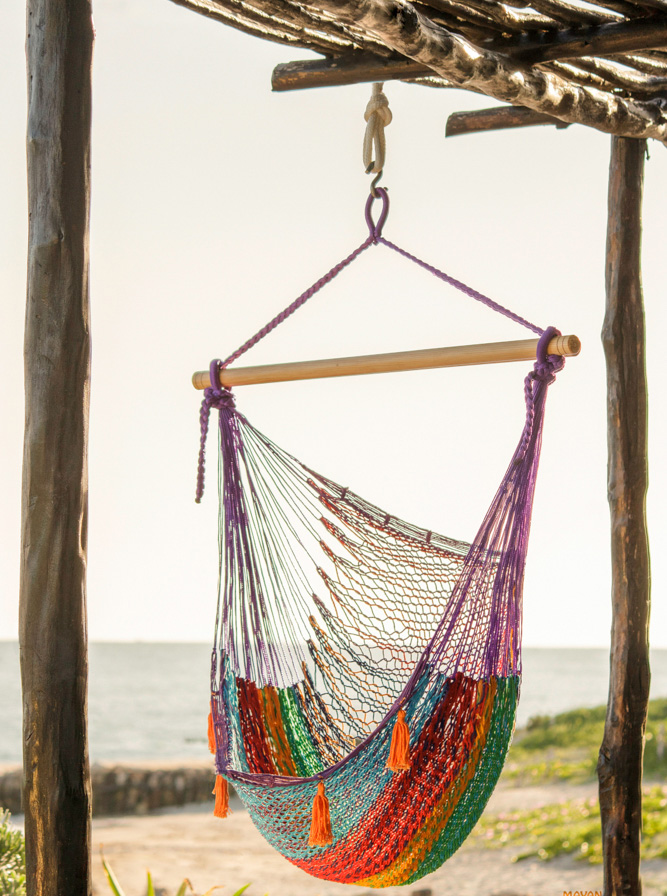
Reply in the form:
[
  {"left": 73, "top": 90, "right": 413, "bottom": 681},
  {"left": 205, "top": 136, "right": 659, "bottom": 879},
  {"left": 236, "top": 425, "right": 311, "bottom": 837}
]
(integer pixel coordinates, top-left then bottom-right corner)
[{"left": 196, "top": 189, "right": 565, "bottom": 888}]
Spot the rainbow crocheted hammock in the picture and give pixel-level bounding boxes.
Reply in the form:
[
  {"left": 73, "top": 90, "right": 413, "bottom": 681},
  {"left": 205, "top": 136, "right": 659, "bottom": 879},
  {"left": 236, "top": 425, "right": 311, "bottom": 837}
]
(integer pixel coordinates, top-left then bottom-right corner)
[{"left": 195, "top": 190, "right": 565, "bottom": 888}]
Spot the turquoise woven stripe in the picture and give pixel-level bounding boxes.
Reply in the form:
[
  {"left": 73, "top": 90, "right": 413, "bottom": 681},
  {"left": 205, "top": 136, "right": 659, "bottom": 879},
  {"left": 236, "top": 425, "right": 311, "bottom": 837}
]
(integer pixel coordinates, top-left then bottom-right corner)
[
  {"left": 236, "top": 713, "right": 394, "bottom": 859},
  {"left": 402, "top": 675, "right": 519, "bottom": 885},
  {"left": 235, "top": 671, "right": 436, "bottom": 861},
  {"left": 220, "top": 655, "right": 250, "bottom": 773}
]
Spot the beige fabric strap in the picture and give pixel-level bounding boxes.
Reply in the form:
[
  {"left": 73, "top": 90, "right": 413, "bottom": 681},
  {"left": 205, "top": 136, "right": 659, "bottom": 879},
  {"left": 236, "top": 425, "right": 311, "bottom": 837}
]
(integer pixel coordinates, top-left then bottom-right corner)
[{"left": 363, "top": 82, "right": 392, "bottom": 175}]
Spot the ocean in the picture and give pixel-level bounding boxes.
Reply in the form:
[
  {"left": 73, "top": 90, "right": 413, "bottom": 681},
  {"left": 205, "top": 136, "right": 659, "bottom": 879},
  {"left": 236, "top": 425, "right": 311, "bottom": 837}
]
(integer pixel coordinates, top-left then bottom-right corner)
[{"left": 1, "top": 642, "right": 667, "bottom": 765}]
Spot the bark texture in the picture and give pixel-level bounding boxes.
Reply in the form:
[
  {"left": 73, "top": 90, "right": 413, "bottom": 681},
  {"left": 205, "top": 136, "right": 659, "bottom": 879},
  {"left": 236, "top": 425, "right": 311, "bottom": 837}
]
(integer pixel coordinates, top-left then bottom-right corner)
[
  {"left": 21, "top": 1, "right": 94, "bottom": 894},
  {"left": 490, "top": 16, "right": 667, "bottom": 63},
  {"left": 173, "top": 0, "right": 667, "bottom": 141},
  {"left": 598, "top": 136, "right": 651, "bottom": 896},
  {"left": 295, "top": 0, "right": 667, "bottom": 142},
  {"left": 446, "top": 105, "right": 571, "bottom": 136},
  {"left": 272, "top": 52, "right": 433, "bottom": 90}
]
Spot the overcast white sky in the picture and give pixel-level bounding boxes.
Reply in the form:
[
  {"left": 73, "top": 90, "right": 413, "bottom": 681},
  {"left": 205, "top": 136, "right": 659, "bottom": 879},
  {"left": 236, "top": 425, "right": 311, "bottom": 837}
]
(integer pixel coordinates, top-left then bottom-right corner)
[{"left": 1, "top": 0, "right": 666, "bottom": 647}]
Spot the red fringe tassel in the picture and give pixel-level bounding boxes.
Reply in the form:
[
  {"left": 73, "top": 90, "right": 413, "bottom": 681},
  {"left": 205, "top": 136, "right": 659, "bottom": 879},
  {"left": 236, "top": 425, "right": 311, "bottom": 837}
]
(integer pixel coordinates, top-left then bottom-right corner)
[
  {"left": 213, "top": 775, "right": 230, "bottom": 818},
  {"left": 208, "top": 710, "right": 216, "bottom": 754},
  {"left": 387, "top": 708, "right": 411, "bottom": 772},
  {"left": 308, "top": 781, "right": 332, "bottom": 847}
]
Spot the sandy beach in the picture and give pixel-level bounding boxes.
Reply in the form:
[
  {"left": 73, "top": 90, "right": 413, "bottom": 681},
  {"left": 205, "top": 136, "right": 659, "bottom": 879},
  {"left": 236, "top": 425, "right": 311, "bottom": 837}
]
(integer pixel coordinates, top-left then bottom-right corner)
[{"left": 87, "top": 778, "right": 667, "bottom": 896}]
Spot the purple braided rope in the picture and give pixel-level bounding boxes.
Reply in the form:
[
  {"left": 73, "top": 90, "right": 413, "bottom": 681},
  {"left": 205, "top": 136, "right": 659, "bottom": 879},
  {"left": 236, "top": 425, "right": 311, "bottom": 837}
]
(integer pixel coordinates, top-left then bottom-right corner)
[
  {"left": 516, "top": 325, "right": 565, "bottom": 462},
  {"left": 367, "top": 188, "right": 542, "bottom": 335},
  {"left": 196, "top": 359, "right": 236, "bottom": 503},
  {"left": 196, "top": 188, "right": 552, "bottom": 501},
  {"left": 221, "top": 235, "right": 375, "bottom": 369},
  {"left": 377, "top": 234, "right": 543, "bottom": 335}
]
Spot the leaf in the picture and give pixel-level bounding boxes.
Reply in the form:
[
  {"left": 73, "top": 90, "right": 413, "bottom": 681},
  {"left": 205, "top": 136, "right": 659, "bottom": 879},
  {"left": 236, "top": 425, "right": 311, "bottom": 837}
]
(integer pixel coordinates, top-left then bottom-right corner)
[
  {"left": 100, "top": 850, "right": 126, "bottom": 896},
  {"left": 201, "top": 887, "right": 226, "bottom": 896},
  {"left": 230, "top": 886, "right": 251, "bottom": 896},
  {"left": 146, "top": 870, "right": 155, "bottom": 896},
  {"left": 175, "top": 882, "right": 189, "bottom": 896}
]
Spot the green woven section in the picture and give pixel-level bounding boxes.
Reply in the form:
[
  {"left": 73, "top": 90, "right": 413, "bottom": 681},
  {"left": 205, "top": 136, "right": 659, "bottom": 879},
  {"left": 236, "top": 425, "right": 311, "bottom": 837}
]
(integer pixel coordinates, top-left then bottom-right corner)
[{"left": 278, "top": 687, "right": 325, "bottom": 777}]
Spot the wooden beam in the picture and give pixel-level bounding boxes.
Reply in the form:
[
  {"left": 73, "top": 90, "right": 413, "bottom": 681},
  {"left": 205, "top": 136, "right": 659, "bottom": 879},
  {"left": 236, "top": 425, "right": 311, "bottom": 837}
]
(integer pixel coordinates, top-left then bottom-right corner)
[
  {"left": 192, "top": 335, "right": 581, "bottom": 388},
  {"left": 21, "top": 1, "right": 93, "bottom": 894},
  {"left": 293, "top": 0, "right": 667, "bottom": 141},
  {"left": 446, "top": 105, "right": 572, "bottom": 137},
  {"left": 487, "top": 14, "right": 667, "bottom": 64},
  {"left": 272, "top": 52, "right": 433, "bottom": 90},
  {"left": 598, "top": 136, "right": 650, "bottom": 896}
]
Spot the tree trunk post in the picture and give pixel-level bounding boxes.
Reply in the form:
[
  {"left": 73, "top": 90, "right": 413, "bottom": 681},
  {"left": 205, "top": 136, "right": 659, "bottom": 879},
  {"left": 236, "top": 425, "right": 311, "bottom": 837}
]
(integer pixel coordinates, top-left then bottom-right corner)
[
  {"left": 598, "top": 136, "right": 651, "bottom": 896},
  {"left": 21, "top": 1, "right": 94, "bottom": 894}
]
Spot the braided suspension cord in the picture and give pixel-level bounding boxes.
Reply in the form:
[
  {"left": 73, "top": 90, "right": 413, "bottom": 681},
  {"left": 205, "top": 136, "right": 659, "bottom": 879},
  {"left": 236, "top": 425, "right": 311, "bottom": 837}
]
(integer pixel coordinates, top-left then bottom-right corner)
[{"left": 196, "top": 187, "right": 555, "bottom": 501}]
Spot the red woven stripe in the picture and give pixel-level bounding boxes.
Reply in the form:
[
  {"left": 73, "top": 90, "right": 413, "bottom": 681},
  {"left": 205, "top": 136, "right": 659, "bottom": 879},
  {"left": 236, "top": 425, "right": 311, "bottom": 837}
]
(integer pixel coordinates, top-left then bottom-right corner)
[
  {"left": 237, "top": 678, "right": 278, "bottom": 776},
  {"left": 291, "top": 674, "right": 484, "bottom": 882}
]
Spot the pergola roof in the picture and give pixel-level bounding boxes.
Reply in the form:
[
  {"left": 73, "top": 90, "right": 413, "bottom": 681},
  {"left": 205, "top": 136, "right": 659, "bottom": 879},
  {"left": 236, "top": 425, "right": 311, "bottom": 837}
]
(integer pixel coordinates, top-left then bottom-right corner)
[{"left": 171, "top": 0, "right": 667, "bottom": 142}]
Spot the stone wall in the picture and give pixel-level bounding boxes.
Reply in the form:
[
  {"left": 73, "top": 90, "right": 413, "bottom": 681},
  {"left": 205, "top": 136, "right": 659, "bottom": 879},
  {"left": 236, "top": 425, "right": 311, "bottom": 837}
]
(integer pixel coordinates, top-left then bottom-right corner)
[{"left": 0, "top": 761, "right": 219, "bottom": 817}]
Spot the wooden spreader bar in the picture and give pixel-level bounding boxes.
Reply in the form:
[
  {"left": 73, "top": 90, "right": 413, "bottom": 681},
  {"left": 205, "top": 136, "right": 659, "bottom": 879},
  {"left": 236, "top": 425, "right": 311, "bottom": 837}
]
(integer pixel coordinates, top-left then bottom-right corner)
[{"left": 193, "top": 334, "right": 580, "bottom": 389}]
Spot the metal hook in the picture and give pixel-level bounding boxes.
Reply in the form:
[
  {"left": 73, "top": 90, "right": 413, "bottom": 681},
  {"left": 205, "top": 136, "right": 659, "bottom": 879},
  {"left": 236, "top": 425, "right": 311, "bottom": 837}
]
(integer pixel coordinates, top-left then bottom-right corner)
[{"left": 368, "top": 168, "right": 383, "bottom": 198}]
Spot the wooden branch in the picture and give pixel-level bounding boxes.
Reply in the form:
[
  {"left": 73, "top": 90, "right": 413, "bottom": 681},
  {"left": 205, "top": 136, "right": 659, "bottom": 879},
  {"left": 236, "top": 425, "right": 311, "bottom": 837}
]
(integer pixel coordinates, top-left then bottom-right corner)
[
  {"left": 598, "top": 136, "right": 650, "bottom": 896},
  {"left": 600, "top": 0, "right": 659, "bottom": 15},
  {"left": 272, "top": 52, "right": 433, "bottom": 90},
  {"left": 22, "top": 1, "right": 94, "bottom": 895},
  {"left": 272, "top": 47, "right": 667, "bottom": 95},
  {"left": 488, "top": 15, "right": 667, "bottom": 64},
  {"left": 192, "top": 335, "right": 581, "bottom": 388},
  {"left": 446, "top": 105, "right": 572, "bottom": 136},
  {"left": 296, "top": 0, "right": 667, "bottom": 141},
  {"left": 624, "top": 0, "right": 667, "bottom": 12},
  {"left": 457, "top": 0, "right": 564, "bottom": 31},
  {"left": 169, "top": 0, "right": 363, "bottom": 57},
  {"left": 615, "top": 51, "right": 667, "bottom": 75},
  {"left": 572, "top": 57, "right": 667, "bottom": 97},
  {"left": 520, "top": 0, "right": 620, "bottom": 26}
]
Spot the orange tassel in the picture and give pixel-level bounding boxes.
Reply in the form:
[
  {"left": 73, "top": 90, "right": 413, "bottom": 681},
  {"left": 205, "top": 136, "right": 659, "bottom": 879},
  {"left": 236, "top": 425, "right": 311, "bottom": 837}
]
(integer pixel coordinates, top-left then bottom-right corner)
[
  {"left": 213, "top": 775, "right": 230, "bottom": 818},
  {"left": 308, "top": 781, "right": 333, "bottom": 847},
  {"left": 208, "top": 710, "right": 216, "bottom": 754},
  {"left": 387, "top": 708, "right": 411, "bottom": 772}
]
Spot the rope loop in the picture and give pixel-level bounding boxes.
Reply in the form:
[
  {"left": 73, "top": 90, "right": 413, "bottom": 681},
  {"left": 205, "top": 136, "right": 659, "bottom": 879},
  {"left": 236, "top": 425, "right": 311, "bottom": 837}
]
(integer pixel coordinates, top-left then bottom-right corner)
[
  {"left": 515, "top": 326, "right": 564, "bottom": 463},
  {"left": 195, "top": 361, "right": 236, "bottom": 503},
  {"left": 365, "top": 187, "right": 390, "bottom": 242},
  {"left": 363, "top": 83, "right": 392, "bottom": 177}
]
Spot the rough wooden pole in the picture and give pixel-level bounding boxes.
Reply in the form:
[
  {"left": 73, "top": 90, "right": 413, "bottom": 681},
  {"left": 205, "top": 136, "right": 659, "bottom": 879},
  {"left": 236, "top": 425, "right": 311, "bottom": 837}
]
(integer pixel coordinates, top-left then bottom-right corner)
[
  {"left": 21, "top": 1, "right": 94, "bottom": 894},
  {"left": 598, "top": 136, "right": 651, "bottom": 896}
]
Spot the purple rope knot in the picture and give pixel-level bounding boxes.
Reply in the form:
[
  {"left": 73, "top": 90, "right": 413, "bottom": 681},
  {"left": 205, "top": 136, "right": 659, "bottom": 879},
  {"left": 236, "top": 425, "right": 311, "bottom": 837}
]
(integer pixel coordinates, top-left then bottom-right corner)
[
  {"left": 195, "top": 360, "right": 235, "bottom": 503},
  {"left": 365, "top": 188, "right": 389, "bottom": 243},
  {"left": 206, "top": 387, "right": 236, "bottom": 411},
  {"left": 532, "top": 325, "right": 566, "bottom": 384},
  {"left": 516, "top": 326, "right": 564, "bottom": 462}
]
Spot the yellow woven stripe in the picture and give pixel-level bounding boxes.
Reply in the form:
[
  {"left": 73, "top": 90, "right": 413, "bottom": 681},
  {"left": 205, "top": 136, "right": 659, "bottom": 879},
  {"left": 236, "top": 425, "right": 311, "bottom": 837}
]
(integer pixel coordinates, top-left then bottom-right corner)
[{"left": 354, "top": 678, "right": 497, "bottom": 888}]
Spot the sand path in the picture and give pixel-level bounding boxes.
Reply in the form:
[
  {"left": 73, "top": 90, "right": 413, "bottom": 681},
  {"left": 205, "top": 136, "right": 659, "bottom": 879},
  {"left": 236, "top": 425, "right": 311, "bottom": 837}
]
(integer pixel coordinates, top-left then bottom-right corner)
[{"left": 88, "top": 780, "right": 667, "bottom": 896}]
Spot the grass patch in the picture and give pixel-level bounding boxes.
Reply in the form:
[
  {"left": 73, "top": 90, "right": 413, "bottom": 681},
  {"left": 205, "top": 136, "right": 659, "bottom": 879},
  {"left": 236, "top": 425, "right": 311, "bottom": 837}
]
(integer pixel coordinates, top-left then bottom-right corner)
[
  {"left": 472, "top": 786, "right": 667, "bottom": 864},
  {"left": 503, "top": 698, "right": 667, "bottom": 784},
  {"left": 0, "top": 809, "right": 26, "bottom": 896}
]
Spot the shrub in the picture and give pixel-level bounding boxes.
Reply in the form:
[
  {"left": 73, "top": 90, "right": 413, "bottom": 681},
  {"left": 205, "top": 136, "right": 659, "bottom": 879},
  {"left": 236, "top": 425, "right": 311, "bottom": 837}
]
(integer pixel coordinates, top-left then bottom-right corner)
[{"left": 0, "top": 809, "right": 26, "bottom": 896}]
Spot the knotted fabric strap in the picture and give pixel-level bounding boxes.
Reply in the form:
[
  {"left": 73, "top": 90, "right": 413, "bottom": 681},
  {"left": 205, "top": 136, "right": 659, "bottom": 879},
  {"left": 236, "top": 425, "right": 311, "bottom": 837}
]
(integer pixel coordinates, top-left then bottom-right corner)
[
  {"left": 363, "top": 83, "right": 392, "bottom": 175},
  {"left": 196, "top": 189, "right": 559, "bottom": 501}
]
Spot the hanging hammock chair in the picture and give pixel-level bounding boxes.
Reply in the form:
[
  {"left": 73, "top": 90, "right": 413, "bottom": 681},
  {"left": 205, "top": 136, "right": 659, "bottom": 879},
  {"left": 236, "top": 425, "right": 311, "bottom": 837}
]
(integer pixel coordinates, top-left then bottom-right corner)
[{"left": 195, "top": 189, "right": 571, "bottom": 888}]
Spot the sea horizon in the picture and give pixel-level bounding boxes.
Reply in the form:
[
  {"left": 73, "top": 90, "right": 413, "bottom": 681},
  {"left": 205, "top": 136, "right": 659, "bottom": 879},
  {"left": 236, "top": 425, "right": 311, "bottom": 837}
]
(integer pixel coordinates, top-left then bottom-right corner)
[{"left": 2, "top": 642, "right": 667, "bottom": 766}]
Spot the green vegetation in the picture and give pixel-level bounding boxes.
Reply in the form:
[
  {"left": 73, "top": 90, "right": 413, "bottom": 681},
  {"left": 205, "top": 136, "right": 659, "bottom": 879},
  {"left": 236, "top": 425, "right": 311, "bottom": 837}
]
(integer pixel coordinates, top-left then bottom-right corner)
[
  {"left": 503, "top": 697, "right": 667, "bottom": 784},
  {"left": 101, "top": 854, "right": 253, "bottom": 896},
  {"left": 0, "top": 809, "right": 26, "bottom": 896},
  {"left": 469, "top": 697, "right": 667, "bottom": 865},
  {"left": 472, "top": 786, "right": 667, "bottom": 865}
]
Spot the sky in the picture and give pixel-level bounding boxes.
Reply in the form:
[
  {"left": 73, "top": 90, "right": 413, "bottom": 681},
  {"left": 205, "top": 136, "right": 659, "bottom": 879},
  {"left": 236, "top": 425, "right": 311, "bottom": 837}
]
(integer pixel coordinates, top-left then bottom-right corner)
[{"left": 1, "top": 0, "right": 666, "bottom": 648}]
